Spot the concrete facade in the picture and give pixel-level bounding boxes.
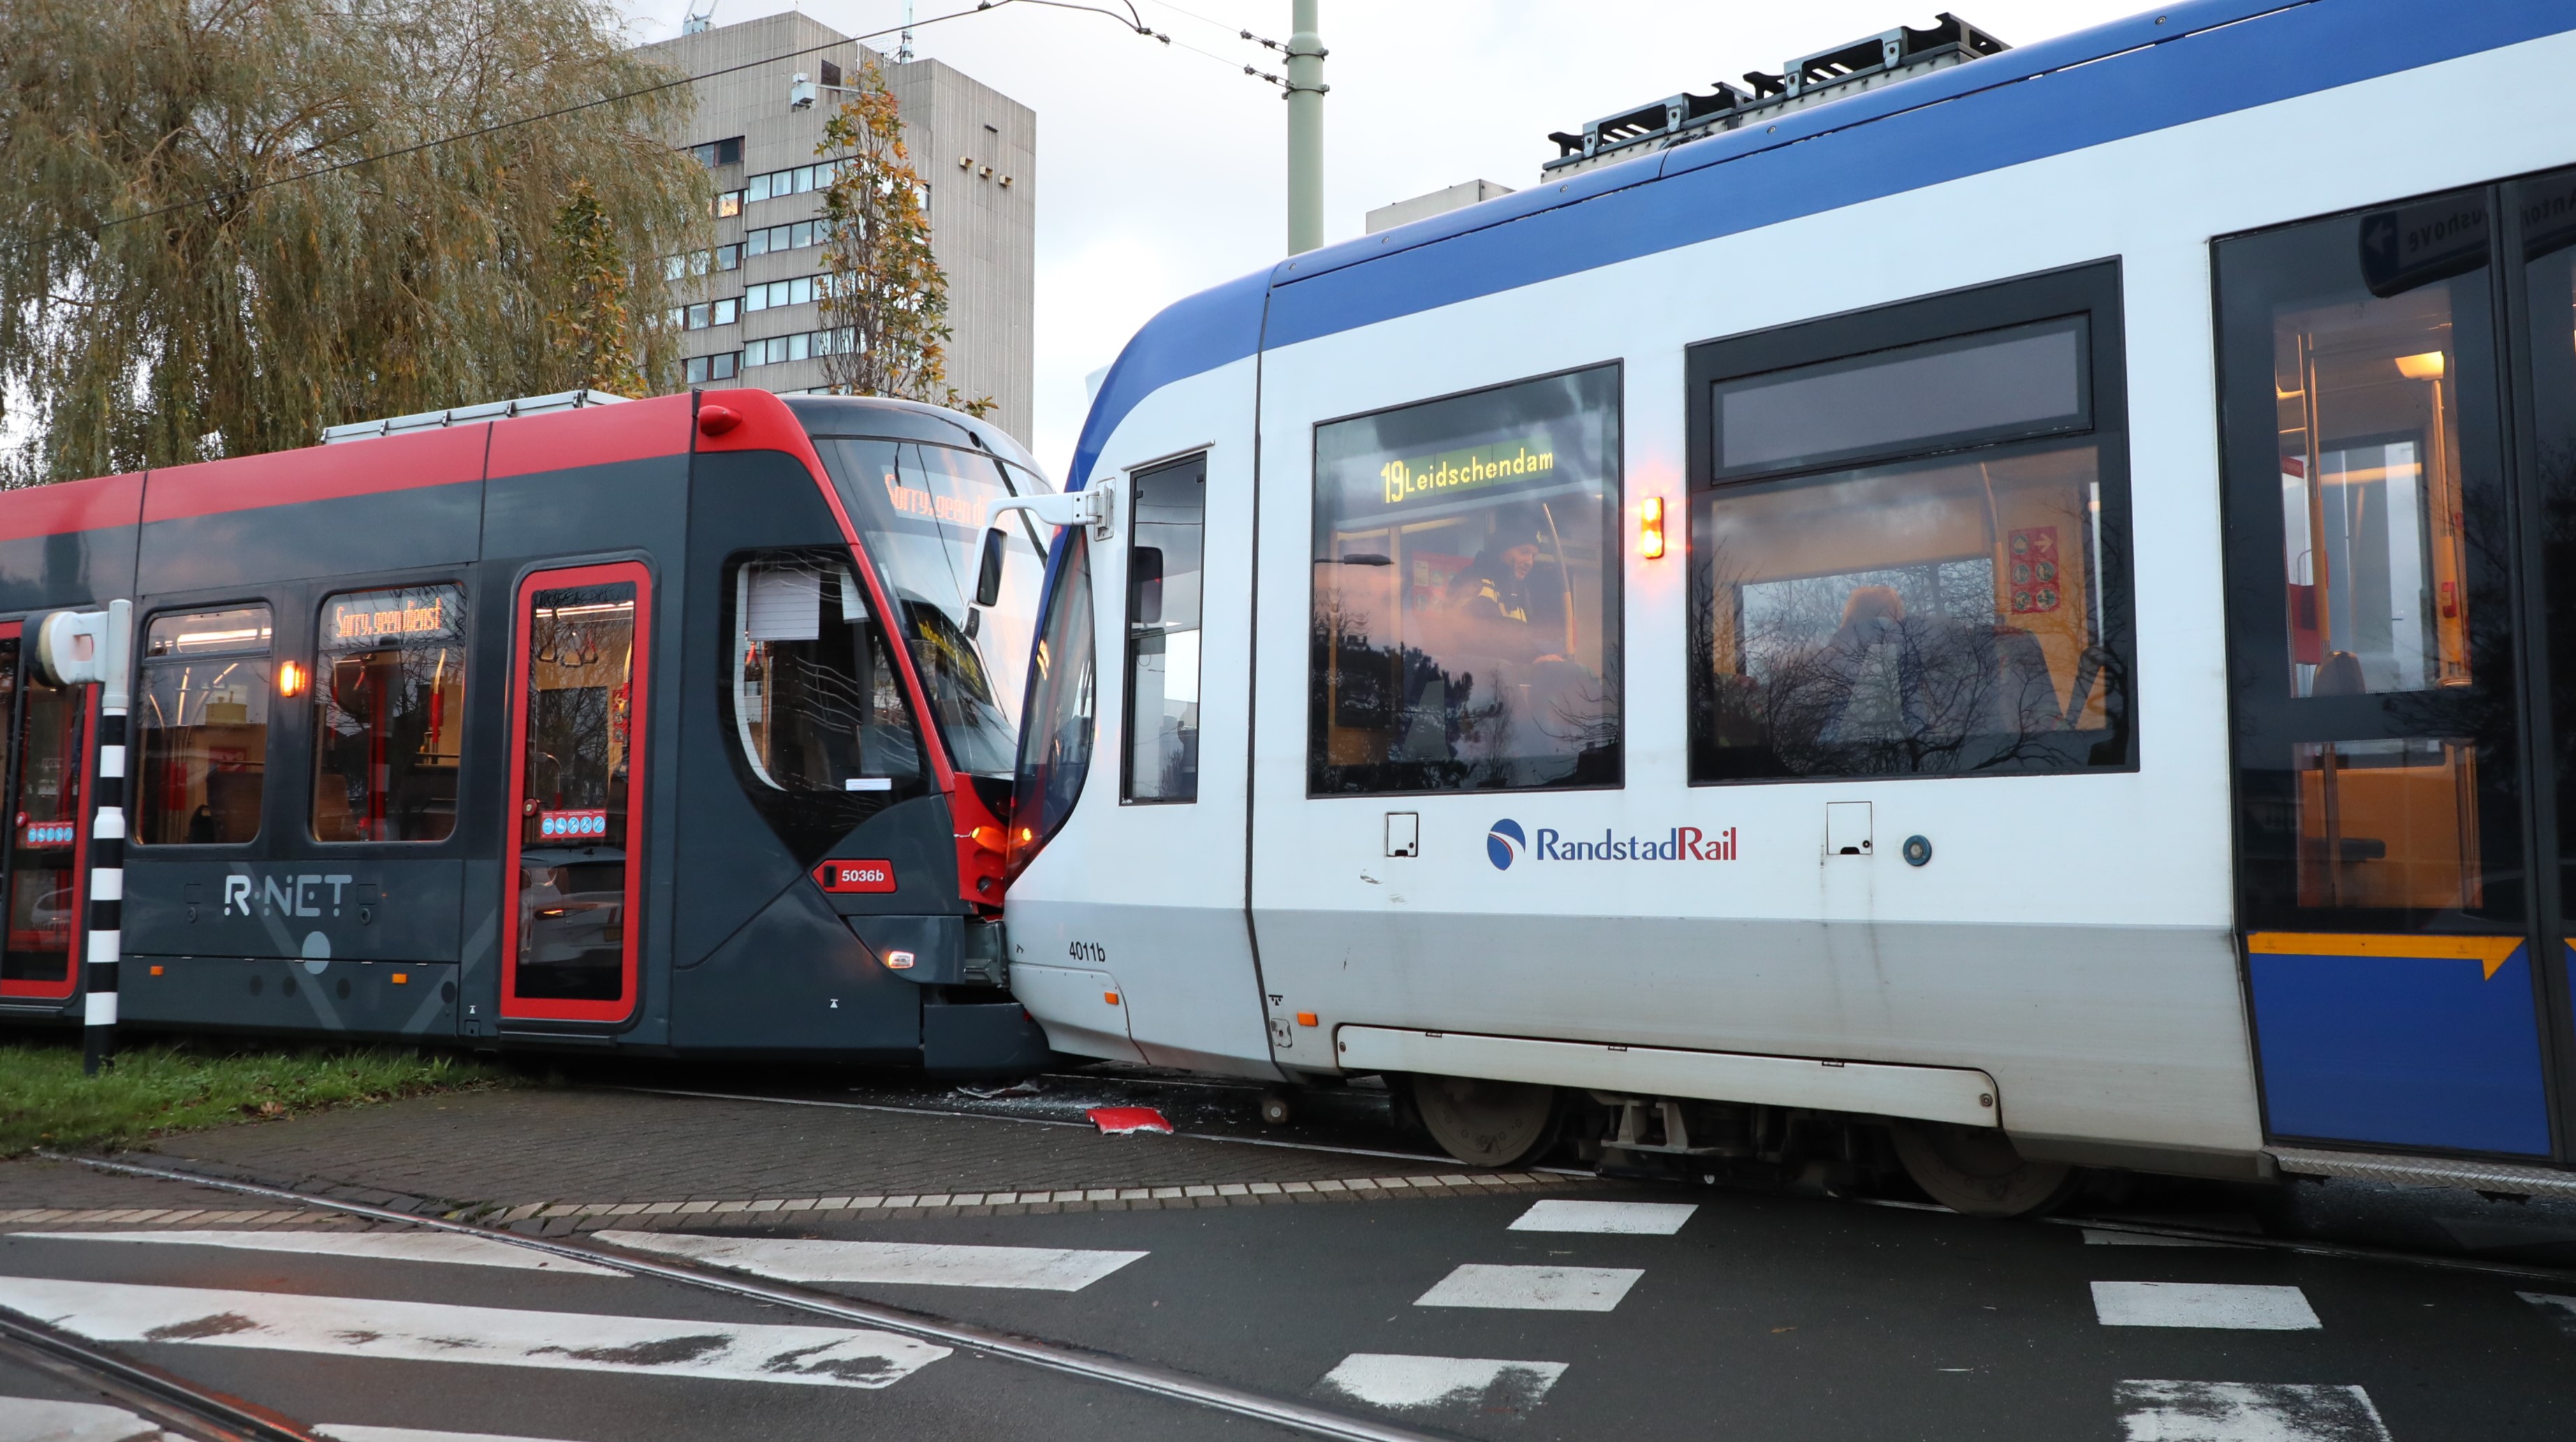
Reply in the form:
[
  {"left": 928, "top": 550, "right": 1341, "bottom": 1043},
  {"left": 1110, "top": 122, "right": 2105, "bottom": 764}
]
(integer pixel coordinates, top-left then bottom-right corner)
[{"left": 643, "top": 14, "right": 1037, "bottom": 443}]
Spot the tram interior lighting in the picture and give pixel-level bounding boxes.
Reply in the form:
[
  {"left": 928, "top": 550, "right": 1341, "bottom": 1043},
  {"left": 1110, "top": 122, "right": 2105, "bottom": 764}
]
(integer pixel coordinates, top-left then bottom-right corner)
[
  {"left": 2394, "top": 351, "right": 2446, "bottom": 381},
  {"left": 1639, "top": 496, "right": 1667, "bottom": 559},
  {"left": 276, "top": 659, "right": 308, "bottom": 697}
]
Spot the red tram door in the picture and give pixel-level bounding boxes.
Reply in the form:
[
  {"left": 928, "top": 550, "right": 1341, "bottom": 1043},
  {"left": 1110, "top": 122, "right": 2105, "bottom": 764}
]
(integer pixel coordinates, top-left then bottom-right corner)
[
  {"left": 499, "top": 565, "right": 651, "bottom": 1024},
  {"left": 0, "top": 621, "right": 89, "bottom": 1004}
]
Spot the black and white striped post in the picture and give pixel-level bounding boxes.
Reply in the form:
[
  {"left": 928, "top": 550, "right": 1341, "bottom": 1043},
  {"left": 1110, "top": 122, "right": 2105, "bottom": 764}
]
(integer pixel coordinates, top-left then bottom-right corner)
[{"left": 41, "top": 601, "right": 131, "bottom": 1076}]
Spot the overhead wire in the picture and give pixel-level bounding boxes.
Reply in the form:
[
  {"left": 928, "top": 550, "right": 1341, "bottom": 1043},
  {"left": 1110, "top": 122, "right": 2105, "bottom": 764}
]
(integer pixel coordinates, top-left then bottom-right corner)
[{"left": 69, "top": 0, "right": 1275, "bottom": 243}]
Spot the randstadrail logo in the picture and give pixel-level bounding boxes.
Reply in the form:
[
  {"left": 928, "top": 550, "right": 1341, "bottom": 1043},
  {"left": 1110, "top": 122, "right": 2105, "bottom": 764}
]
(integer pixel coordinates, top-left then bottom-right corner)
[{"left": 1488, "top": 820, "right": 1739, "bottom": 871}]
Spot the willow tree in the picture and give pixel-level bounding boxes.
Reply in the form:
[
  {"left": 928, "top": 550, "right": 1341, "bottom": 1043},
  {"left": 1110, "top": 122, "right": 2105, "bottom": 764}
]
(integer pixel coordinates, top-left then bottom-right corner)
[
  {"left": 0, "top": 0, "right": 710, "bottom": 484},
  {"left": 814, "top": 57, "right": 991, "bottom": 415}
]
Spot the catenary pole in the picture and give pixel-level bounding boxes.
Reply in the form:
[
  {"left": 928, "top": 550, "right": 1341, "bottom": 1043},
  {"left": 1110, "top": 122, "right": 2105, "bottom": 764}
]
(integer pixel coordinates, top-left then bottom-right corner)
[{"left": 1285, "top": 0, "right": 1325, "bottom": 254}]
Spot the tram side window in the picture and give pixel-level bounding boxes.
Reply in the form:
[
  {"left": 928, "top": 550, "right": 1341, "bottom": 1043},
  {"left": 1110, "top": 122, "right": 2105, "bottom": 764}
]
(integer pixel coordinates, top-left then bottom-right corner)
[
  {"left": 314, "top": 584, "right": 465, "bottom": 843},
  {"left": 1310, "top": 366, "right": 1623, "bottom": 795},
  {"left": 136, "top": 606, "right": 274, "bottom": 845},
  {"left": 724, "top": 550, "right": 926, "bottom": 852},
  {"left": 1687, "top": 270, "right": 2135, "bottom": 783},
  {"left": 1125, "top": 455, "right": 1204, "bottom": 803}
]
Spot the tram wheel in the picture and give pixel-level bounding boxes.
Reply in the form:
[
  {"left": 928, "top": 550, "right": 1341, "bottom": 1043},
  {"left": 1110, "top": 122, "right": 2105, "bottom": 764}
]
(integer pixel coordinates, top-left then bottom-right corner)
[
  {"left": 1410, "top": 1075, "right": 1560, "bottom": 1168},
  {"left": 1890, "top": 1120, "right": 2079, "bottom": 1218},
  {"left": 1258, "top": 1091, "right": 1294, "bottom": 1126}
]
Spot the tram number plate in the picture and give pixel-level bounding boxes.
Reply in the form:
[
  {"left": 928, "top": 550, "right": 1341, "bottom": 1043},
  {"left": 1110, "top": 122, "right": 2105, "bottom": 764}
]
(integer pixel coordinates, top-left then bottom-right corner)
[{"left": 812, "top": 859, "right": 898, "bottom": 894}]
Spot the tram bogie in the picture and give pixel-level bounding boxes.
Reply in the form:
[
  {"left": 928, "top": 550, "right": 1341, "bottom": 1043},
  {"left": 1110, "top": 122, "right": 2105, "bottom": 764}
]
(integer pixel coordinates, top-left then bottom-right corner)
[
  {"left": 0, "top": 388, "right": 1054, "bottom": 1072},
  {"left": 1006, "top": 1, "right": 2576, "bottom": 1212}
]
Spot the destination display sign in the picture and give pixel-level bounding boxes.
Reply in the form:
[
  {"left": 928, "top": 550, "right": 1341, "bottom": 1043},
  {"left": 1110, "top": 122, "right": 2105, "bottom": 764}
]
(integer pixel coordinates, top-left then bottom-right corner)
[
  {"left": 327, "top": 585, "right": 463, "bottom": 646},
  {"left": 1378, "top": 440, "right": 1558, "bottom": 507}
]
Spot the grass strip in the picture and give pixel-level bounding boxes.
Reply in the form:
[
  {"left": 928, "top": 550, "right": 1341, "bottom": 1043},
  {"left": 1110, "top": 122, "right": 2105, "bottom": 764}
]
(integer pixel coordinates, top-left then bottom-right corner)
[{"left": 0, "top": 1033, "right": 514, "bottom": 1157}]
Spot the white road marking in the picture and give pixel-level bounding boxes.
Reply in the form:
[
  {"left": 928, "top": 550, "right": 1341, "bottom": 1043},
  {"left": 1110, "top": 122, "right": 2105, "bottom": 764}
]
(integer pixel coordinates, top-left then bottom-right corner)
[
  {"left": 0, "top": 1397, "right": 166, "bottom": 1442},
  {"left": 319, "top": 1429, "right": 584, "bottom": 1442},
  {"left": 0, "top": 1277, "right": 948, "bottom": 1390},
  {"left": 2081, "top": 1228, "right": 2254, "bottom": 1249},
  {"left": 2092, "top": 1281, "right": 2321, "bottom": 1330},
  {"left": 597, "top": 1232, "right": 1146, "bottom": 1291},
  {"left": 2112, "top": 1380, "right": 2390, "bottom": 1441},
  {"left": 1414, "top": 1264, "right": 1642, "bottom": 1312},
  {"left": 14, "top": 1230, "right": 620, "bottom": 1276},
  {"left": 1507, "top": 1200, "right": 1697, "bottom": 1235},
  {"left": 1313, "top": 1353, "right": 1568, "bottom": 1418},
  {"left": 2518, "top": 1291, "right": 2576, "bottom": 1336}
]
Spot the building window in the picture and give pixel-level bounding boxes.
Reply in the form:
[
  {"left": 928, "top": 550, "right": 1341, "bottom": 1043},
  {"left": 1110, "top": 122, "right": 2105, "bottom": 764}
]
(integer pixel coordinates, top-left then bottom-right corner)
[
  {"left": 745, "top": 219, "right": 832, "bottom": 258},
  {"left": 747, "top": 159, "right": 846, "bottom": 204},
  {"left": 746, "top": 274, "right": 833, "bottom": 312},
  {"left": 744, "top": 328, "right": 856, "bottom": 368},
  {"left": 685, "top": 352, "right": 741, "bottom": 385},
  {"left": 1125, "top": 455, "right": 1205, "bottom": 803},
  {"left": 671, "top": 298, "right": 740, "bottom": 331},
  {"left": 689, "top": 137, "right": 743, "bottom": 168},
  {"left": 1685, "top": 263, "right": 2135, "bottom": 783},
  {"left": 137, "top": 605, "right": 273, "bottom": 845},
  {"left": 713, "top": 189, "right": 744, "bottom": 219},
  {"left": 312, "top": 585, "right": 466, "bottom": 843},
  {"left": 1310, "top": 365, "right": 1623, "bottom": 795}
]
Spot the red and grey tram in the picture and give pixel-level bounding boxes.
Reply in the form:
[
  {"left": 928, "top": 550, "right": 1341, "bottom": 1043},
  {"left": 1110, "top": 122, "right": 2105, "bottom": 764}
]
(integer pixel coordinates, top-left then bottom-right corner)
[{"left": 0, "top": 388, "right": 1054, "bottom": 1070}]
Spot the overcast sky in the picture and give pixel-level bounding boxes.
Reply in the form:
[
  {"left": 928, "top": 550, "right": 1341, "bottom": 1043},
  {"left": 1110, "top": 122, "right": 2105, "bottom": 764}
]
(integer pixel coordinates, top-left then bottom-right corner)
[{"left": 615, "top": 0, "right": 2150, "bottom": 472}]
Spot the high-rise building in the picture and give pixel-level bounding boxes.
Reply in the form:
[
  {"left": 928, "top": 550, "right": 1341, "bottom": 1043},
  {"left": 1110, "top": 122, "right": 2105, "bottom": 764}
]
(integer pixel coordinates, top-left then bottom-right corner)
[{"left": 642, "top": 13, "right": 1037, "bottom": 443}]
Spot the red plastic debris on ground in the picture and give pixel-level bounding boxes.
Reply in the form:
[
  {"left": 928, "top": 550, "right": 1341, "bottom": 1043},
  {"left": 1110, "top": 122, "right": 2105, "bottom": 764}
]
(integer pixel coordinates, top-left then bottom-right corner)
[{"left": 1085, "top": 1106, "right": 1173, "bottom": 1135}]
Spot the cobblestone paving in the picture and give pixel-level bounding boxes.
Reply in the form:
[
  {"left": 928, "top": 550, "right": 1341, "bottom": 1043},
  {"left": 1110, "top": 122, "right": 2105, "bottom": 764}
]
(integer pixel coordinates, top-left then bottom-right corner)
[{"left": 131, "top": 1087, "right": 1532, "bottom": 1216}]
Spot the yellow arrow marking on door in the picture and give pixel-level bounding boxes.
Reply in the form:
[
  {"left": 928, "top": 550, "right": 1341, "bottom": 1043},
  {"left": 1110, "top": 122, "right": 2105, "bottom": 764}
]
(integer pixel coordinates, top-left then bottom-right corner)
[{"left": 2249, "top": 932, "right": 2523, "bottom": 980}]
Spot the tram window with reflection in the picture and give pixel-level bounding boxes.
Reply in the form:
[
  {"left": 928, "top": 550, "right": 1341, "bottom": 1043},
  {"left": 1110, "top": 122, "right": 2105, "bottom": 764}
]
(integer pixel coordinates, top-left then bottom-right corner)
[
  {"left": 314, "top": 584, "right": 464, "bottom": 843},
  {"left": 136, "top": 606, "right": 273, "bottom": 846},
  {"left": 2216, "top": 188, "right": 2522, "bottom": 931},
  {"left": 1687, "top": 267, "right": 2136, "bottom": 783},
  {"left": 1309, "top": 365, "right": 1623, "bottom": 795},
  {"left": 722, "top": 549, "right": 928, "bottom": 858}
]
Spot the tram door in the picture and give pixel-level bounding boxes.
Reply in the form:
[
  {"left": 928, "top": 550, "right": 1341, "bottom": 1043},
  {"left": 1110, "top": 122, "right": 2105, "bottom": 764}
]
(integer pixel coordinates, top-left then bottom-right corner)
[
  {"left": 0, "top": 622, "right": 86, "bottom": 1005},
  {"left": 498, "top": 565, "right": 651, "bottom": 1025},
  {"left": 2218, "top": 172, "right": 2576, "bottom": 1162}
]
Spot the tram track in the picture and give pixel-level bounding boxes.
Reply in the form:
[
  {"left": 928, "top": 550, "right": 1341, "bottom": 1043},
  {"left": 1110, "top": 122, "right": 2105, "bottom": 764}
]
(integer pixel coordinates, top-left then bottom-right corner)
[
  {"left": 43, "top": 1152, "right": 1458, "bottom": 1442},
  {"left": 0, "top": 1296, "right": 325, "bottom": 1442}
]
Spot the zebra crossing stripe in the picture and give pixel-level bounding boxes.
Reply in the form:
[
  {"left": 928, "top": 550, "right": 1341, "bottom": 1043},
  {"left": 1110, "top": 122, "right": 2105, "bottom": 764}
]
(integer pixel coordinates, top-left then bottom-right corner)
[
  {"left": 0, "top": 1396, "right": 167, "bottom": 1442},
  {"left": 2112, "top": 1381, "right": 2389, "bottom": 1441},
  {"left": 2520, "top": 1291, "right": 2576, "bottom": 1336},
  {"left": 17, "top": 1229, "right": 622, "bottom": 1275},
  {"left": 1313, "top": 1354, "right": 1568, "bottom": 1420},
  {"left": 2092, "top": 1281, "right": 2320, "bottom": 1330},
  {"left": 1413, "top": 1264, "right": 1642, "bottom": 1312},
  {"left": 1507, "top": 1200, "right": 1697, "bottom": 1235},
  {"left": 0, "top": 1277, "right": 949, "bottom": 1390}
]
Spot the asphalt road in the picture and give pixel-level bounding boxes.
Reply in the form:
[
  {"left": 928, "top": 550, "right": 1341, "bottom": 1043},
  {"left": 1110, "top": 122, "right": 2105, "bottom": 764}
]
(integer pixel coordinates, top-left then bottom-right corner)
[{"left": 4, "top": 1068, "right": 2575, "bottom": 1441}]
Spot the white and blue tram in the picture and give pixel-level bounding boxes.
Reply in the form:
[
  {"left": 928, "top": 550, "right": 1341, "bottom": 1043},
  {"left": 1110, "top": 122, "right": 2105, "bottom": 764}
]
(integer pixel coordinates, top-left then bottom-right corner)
[{"left": 1000, "top": 0, "right": 2576, "bottom": 1213}]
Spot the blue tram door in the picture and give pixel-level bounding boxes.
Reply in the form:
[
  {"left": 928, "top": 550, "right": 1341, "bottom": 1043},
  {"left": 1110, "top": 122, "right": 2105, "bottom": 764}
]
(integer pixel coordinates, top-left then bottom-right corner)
[{"left": 2216, "top": 174, "right": 2576, "bottom": 1162}]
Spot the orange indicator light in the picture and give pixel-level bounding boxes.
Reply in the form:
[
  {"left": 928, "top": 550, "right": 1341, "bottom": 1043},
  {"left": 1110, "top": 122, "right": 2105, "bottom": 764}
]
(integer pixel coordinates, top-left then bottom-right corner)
[
  {"left": 1639, "top": 496, "right": 1666, "bottom": 559},
  {"left": 970, "top": 825, "right": 1007, "bottom": 854},
  {"left": 1103, "top": 991, "right": 1120, "bottom": 1006},
  {"left": 391, "top": 972, "right": 408, "bottom": 985},
  {"left": 277, "top": 659, "right": 308, "bottom": 696},
  {"left": 1296, "top": 1011, "right": 1318, "bottom": 1027},
  {"left": 149, "top": 964, "right": 164, "bottom": 976}
]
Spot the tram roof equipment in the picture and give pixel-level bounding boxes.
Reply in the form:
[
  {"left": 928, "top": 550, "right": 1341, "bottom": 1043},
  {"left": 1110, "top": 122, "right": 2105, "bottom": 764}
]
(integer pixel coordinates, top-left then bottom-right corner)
[
  {"left": 321, "top": 388, "right": 631, "bottom": 445},
  {"left": 1544, "top": 13, "right": 2011, "bottom": 177}
]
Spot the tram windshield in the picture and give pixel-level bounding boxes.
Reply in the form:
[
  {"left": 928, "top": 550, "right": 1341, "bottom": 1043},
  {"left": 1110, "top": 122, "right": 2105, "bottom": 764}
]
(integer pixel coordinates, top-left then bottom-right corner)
[{"left": 812, "top": 437, "right": 1049, "bottom": 777}]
